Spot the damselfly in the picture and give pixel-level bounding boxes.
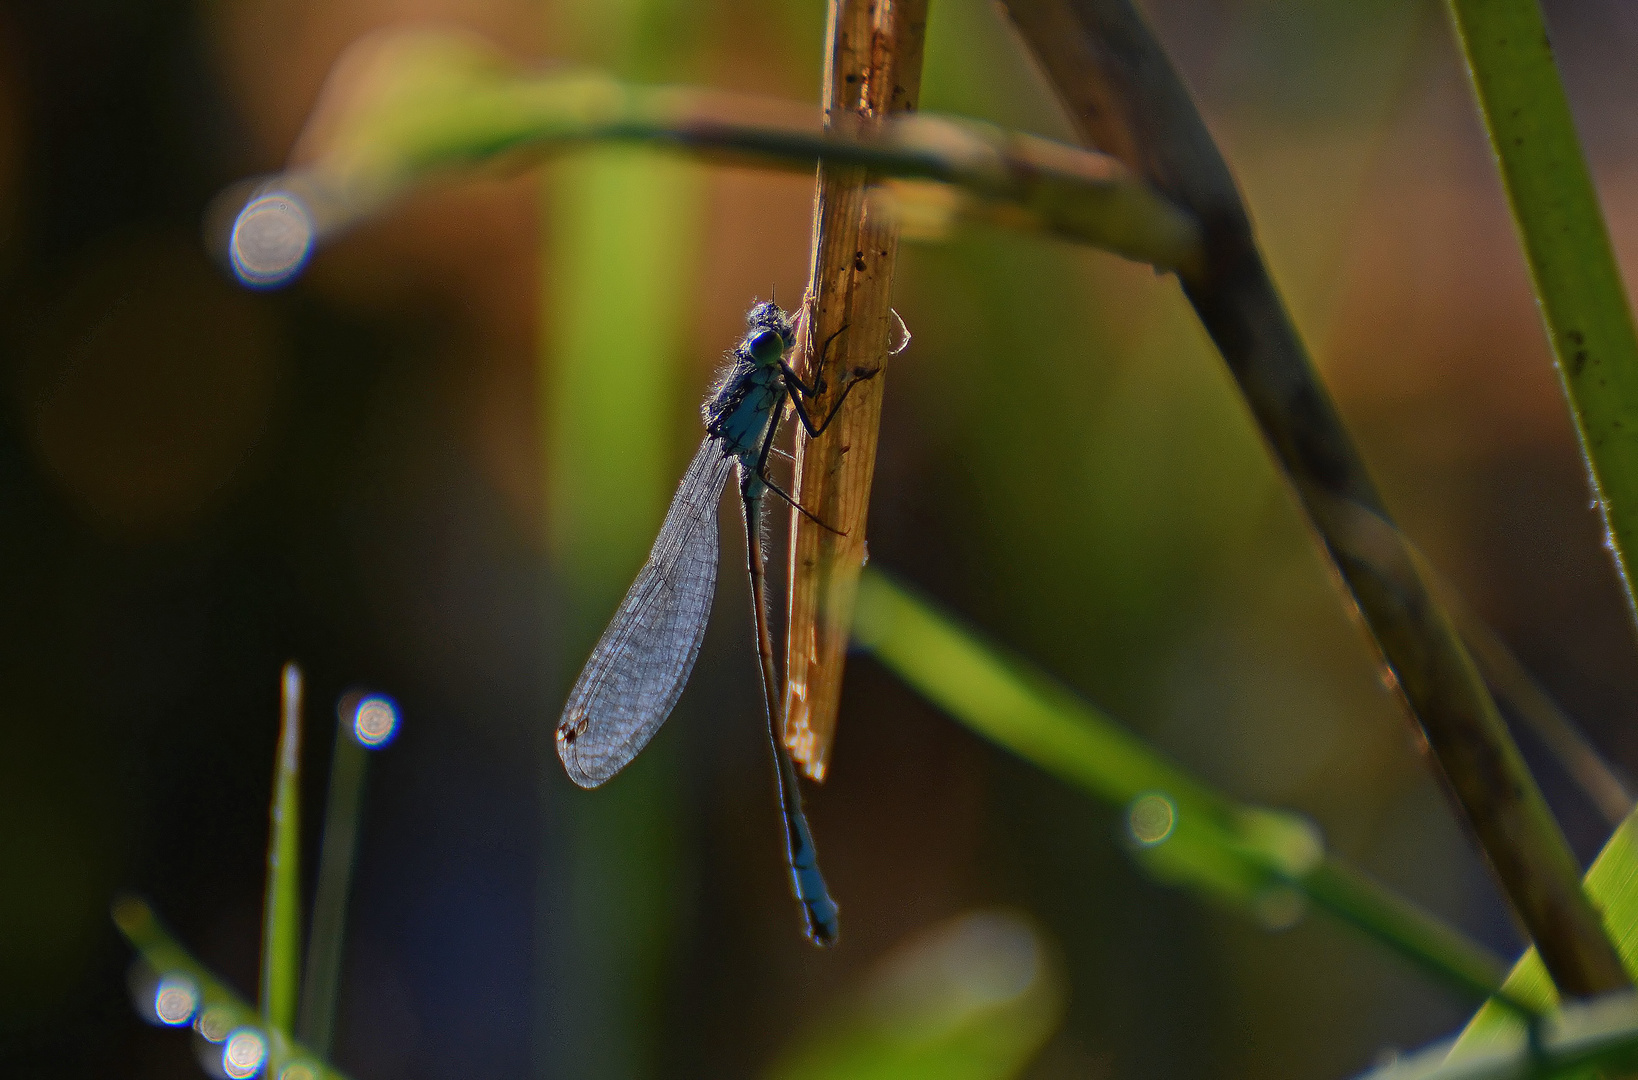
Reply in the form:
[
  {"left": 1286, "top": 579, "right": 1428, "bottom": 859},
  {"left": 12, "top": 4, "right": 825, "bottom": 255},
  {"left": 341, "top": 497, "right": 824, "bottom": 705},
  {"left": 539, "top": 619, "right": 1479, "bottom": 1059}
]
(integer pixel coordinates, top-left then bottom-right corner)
[{"left": 555, "top": 300, "right": 877, "bottom": 946}]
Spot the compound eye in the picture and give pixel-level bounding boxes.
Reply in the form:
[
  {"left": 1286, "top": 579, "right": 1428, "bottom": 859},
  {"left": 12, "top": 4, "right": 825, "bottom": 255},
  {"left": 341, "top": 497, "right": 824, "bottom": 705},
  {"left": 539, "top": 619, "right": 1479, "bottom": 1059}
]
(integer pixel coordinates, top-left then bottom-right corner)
[{"left": 746, "top": 329, "right": 785, "bottom": 363}]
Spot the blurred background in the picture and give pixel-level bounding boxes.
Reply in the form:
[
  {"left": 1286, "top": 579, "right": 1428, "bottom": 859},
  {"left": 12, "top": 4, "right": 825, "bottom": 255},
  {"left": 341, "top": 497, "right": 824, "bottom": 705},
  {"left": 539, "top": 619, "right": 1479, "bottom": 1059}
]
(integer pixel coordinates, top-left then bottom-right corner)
[{"left": 5, "top": 0, "right": 1638, "bottom": 1078}]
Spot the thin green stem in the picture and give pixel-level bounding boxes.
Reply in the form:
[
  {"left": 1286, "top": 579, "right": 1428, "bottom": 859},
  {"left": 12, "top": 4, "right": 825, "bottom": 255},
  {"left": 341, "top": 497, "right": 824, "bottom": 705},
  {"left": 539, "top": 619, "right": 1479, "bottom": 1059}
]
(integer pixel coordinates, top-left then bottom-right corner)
[
  {"left": 219, "top": 33, "right": 1197, "bottom": 289},
  {"left": 296, "top": 694, "right": 372, "bottom": 1056},
  {"left": 852, "top": 569, "right": 1515, "bottom": 1008},
  {"left": 1433, "top": 572, "right": 1636, "bottom": 827},
  {"left": 261, "top": 662, "right": 304, "bottom": 1041},
  {"left": 1302, "top": 858, "right": 1527, "bottom": 1014},
  {"left": 1398, "top": 533, "right": 1634, "bottom": 825},
  {"left": 1445, "top": 0, "right": 1638, "bottom": 628}
]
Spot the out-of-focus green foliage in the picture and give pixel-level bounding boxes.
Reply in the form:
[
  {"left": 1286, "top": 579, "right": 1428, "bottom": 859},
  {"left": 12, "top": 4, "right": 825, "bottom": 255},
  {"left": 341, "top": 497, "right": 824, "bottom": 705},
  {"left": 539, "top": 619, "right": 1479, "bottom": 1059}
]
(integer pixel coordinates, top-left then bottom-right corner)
[
  {"left": 767, "top": 912, "right": 1064, "bottom": 1080},
  {"left": 852, "top": 568, "right": 1510, "bottom": 1003},
  {"left": 534, "top": 4, "right": 706, "bottom": 1078},
  {"left": 538, "top": 138, "right": 698, "bottom": 1080}
]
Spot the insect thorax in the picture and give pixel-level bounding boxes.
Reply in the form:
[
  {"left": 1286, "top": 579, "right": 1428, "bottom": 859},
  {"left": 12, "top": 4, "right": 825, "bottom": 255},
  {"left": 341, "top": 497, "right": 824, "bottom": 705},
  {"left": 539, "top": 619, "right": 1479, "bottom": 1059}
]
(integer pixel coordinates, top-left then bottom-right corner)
[
  {"left": 704, "top": 362, "right": 784, "bottom": 460},
  {"left": 702, "top": 300, "right": 796, "bottom": 460}
]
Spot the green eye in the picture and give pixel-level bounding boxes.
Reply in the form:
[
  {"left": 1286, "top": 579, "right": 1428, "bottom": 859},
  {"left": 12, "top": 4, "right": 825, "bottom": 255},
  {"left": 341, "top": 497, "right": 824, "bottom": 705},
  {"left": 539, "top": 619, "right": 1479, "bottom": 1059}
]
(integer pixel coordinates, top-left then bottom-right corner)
[{"left": 747, "top": 329, "right": 785, "bottom": 362}]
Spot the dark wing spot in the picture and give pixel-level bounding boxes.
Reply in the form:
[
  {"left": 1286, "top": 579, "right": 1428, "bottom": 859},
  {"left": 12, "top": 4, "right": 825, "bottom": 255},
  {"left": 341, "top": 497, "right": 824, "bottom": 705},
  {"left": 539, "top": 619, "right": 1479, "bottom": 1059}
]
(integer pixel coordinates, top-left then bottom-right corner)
[{"left": 557, "top": 714, "right": 587, "bottom": 745}]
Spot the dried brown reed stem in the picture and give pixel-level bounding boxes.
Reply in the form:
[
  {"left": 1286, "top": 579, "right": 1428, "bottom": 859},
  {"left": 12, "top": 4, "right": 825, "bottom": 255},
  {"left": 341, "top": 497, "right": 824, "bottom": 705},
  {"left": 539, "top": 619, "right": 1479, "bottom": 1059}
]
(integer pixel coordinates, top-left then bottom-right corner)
[{"left": 782, "top": 0, "right": 929, "bottom": 781}]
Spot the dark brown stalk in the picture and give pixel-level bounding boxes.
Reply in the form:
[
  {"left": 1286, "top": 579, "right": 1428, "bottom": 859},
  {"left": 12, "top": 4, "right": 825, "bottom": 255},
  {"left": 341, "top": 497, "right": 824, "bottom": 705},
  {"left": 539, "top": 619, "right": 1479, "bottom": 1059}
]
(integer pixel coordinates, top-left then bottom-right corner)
[
  {"left": 782, "top": 0, "right": 929, "bottom": 781},
  {"left": 998, "top": 0, "right": 1628, "bottom": 997}
]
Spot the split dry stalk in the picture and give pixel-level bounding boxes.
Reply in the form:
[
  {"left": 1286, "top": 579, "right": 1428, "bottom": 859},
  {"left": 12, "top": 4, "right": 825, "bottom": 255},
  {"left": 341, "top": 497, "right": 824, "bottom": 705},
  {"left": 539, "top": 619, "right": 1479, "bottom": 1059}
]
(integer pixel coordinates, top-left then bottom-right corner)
[{"left": 782, "top": 0, "right": 929, "bottom": 780}]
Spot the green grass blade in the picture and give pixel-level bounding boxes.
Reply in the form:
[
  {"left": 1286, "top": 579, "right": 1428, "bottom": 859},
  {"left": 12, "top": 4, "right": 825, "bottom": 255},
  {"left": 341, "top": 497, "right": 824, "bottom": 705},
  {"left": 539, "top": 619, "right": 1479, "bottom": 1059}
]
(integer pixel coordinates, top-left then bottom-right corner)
[
  {"left": 115, "top": 896, "right": 355, "bottom": 1080},
  {"left": 298, "top": 692, "right": 397, "bottom": 1055},
  {"left": 1444, "top": 0, "right": 1638, "bottom": 620},
  {"left": 296, "top": 724, "right": 364, "bottom": 1054},
  {"left": 1446, "top": 807, "right": 1638, "bottom": 1063},
  {"left": 766, "top": 911, "right": 1064, "bottom": 1080},
  {"left": 1357, "top": 993, "right": 1638, "bottom": 1080},
  {"left": 852, "top": 569, "right": 1512, "bottom": 1006},
  {"left": 262, "top": 662, "right": 304, "bottom": 1042}
]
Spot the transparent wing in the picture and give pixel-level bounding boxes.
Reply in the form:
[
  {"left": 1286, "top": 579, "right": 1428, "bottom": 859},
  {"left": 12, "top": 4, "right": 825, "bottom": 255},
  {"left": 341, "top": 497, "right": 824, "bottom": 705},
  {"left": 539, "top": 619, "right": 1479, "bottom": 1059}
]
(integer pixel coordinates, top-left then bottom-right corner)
[{"left": 556, "top": 438, "right": 735, "bottom": 787}]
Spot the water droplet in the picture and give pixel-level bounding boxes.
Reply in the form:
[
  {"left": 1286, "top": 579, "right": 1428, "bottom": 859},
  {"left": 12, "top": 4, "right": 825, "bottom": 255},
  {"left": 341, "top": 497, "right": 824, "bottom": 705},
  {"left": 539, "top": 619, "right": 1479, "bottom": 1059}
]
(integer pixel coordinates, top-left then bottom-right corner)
[
  {"left": 153, "top": 973, "right": 199, "bottom": 1025},
  {"left": 887, "top": 308, "right": 912, "bottom": 356},
  {"left": 353, "top": 694, "right": 400, "bottom": 748},
  {"left": 230, "top": 194, "right": 314, "bottom": 289},
  {"left": 222, "top": 1028, "right": 267, "bottom": 1079},
  {"left": 195, "top": 1004, "right": 235, "bottom": 1043},
  {"left": 1128, "top": 793, "right": 1177, "bottom": 845}
]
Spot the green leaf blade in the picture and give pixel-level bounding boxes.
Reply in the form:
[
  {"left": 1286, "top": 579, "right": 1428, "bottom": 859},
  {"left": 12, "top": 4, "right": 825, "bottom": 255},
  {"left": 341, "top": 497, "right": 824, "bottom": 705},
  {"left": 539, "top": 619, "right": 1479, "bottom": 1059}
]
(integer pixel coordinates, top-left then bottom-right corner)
[
  {"left": 1446, "top": 0, "right": 1638, "bottom": 623},
  {"left": 1450, "top": 809, "right": 1638, "bottom": 1058},
  {"left": 262, "top": 662, "right": 305, "bottom": 1039}
]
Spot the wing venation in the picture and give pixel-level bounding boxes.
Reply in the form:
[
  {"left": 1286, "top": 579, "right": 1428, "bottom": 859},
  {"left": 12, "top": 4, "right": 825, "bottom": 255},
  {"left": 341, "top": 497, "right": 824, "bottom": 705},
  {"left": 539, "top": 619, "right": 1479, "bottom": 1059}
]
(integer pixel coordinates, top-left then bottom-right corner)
[{"left": 557, "top": 439, "right": 736, "bottom": 787}]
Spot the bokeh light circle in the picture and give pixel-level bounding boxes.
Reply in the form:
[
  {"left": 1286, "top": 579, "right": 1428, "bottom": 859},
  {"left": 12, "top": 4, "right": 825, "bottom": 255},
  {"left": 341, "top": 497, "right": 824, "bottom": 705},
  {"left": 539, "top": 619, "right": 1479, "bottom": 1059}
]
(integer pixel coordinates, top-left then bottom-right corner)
[
  {"left": 221, "top": 1028, "right": 267, "bottom": 1079},
  {"left": 153, "top": 973, "right": 199, "bottom": 1025},
  {"left": 353, "top": 695, "right": 399, "bottom": 748},
  {"left": 1127, "top": 792, "right": 1177, "bottom": 845},
  {"left": 194, "top": 1005, "right": 235, "bottom": 1042},
  {"left": 229, "top": 194, "right": 314, "bottom": 288}
]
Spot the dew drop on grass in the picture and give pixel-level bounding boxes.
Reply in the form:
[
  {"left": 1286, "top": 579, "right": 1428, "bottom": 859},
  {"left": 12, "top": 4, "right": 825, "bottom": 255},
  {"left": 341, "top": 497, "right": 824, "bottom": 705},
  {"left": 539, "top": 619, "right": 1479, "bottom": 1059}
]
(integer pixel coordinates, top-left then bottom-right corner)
[
  {"left": 221, "top": 1027, "right": 267, "bottom": 1079},
  {"left": 152, "top": 974, "right": 200, "bottom": 1025},
  {"left": 195, "top": 1004, "right": 235, "bottom": 1042},
  {"left": 1127, "top": 792, "right": 1177, "bottom": 845},
  {"left": 230, "top": 194, "right": 314, "bottom": 288},
  {"left": 352, "top": 694, "right": 400, "bottom": 747},
  {"left": 128, "top": 963, "right": 202, "bottom": 1028}
]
